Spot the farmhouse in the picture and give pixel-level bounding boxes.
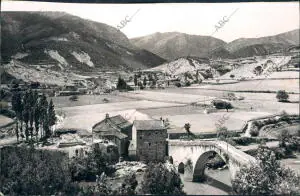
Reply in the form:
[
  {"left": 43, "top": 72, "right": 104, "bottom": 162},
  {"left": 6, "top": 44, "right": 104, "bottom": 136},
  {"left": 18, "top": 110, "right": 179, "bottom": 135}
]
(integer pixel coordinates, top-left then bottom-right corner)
[
  {"left": 92, "top": 114, "right": 132, "bottom": 157},
  {"left": 129, "top": 120, "right": 167, "bottom": 162}
]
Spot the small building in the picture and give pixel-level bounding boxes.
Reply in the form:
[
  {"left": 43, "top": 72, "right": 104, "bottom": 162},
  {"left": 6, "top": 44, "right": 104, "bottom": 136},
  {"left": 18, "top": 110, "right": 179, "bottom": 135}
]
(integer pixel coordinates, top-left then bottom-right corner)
[
  {"left": 129, "top": 120, "right": 167, "bottom": 162},
  {"left": 92, "top": 114, "right": 132, "bottom": 157}
]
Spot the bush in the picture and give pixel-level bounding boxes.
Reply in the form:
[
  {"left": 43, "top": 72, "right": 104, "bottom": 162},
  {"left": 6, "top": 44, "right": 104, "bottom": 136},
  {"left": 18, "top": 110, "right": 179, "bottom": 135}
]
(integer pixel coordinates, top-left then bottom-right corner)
[
  {"left": 276, "top": 90, "right": 289, "bottom": 102},
  {"left": 206, "top": 154, "right": 226, "bottom": 169},
  {"left": 69, "top": 95, "right": 78, "bottom": 101},
  {"left": 174, "top": 82, "right": 181, "bottom": 88},
  {"left": 0, "top": 146, "right": 78, "bottom": 195},
  {"left": 250, "top": 126, "right": 259, "bottom": 137},
  {"left": 212, "top": 100, "right": 233, "bottom": 110},
  {"left": 185, "top": 81, "right": 191, "bottom": 86},
  {"left": 69, "top": 147, "right": 117, "bottom": 182},
  {"left": 232, "top": 146, "right": 300, "bottom": 195},
  {"left": 140, "top": 163, "right": 185, "bottom": 195}
]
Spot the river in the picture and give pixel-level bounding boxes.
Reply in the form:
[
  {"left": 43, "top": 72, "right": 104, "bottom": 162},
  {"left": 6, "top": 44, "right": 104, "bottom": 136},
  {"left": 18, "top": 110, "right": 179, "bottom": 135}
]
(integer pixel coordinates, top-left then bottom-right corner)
[{"left": 180, "top": 168, "right": 232, "bottom": 195}]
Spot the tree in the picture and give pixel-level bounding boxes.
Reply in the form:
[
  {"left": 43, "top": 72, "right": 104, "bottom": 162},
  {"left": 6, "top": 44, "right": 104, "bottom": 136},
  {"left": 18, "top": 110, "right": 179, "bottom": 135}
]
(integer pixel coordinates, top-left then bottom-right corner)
[
  {"left": 0, "top": 146, "right": 78, "bottom": 195},
  {"left": 69, "top": 95, "right": 78, "bottom": 101},
  {"left": 184, "top": 123, "right": 194, "bottom": 139},
  {"left": 12, "top": 92, "right": 23, "bottom": 142},
  {"left": 48, "top": 99, "right": 57, "bottom": 138},
  {"left": 117, "top": 77, "right": 132, "bottom": 91},
  {"left": 22, "top": 91, "right": 30, "bottom": 141},
  {"left": 142, "top": 76, "right": 146, "bottom": 87},
  {"left": 232, "top": 146, "right": 300, "bottom": 195},
  {"left": 254, "top": 66, "right": 263, "bottom": 75},
  {"left": 39, "top": 94, "right": 48, "bottom": 140},
  {"left": 276, "top": 90, "right": 289, "bottom": 102},
  {"left": 217, "top": 126, "right": 228, "bottom": 140},
  {"left": 140, "top": 163, "right": 185, "bottom": 195},
  {"left": 93, "top": 173, "right": 113, "bottom": 195},
  {"left": 134, "top": 74, "right": 138, "bottom": 86},
  {"left": 118, "top": 173, "right": 138, "bottom": 195}
]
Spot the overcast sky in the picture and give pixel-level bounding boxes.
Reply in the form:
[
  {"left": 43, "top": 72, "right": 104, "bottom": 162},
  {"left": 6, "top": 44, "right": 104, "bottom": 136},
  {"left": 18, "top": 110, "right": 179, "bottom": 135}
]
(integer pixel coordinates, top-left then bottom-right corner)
[{"left": 2, "top": 1, "right": 299, "bottom": 42}]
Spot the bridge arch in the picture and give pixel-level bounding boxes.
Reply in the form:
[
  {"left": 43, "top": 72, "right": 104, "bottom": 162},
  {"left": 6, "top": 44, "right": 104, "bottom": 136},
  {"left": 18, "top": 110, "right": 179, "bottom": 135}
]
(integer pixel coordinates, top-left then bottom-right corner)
[
  {"left": 193, "top": 150, "right": 226, "bottom": 181},
  {"left": 168, "top": 140, "right": 256, "bottom": 182}
]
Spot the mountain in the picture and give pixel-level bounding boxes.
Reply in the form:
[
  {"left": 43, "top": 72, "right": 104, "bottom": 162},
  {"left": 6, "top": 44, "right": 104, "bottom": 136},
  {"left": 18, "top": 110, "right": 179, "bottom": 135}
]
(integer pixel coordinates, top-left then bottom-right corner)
[
  {"left": 225, "top": 29, "right": 299, "bottom": 53},
  {"left": 1, "top": 12, "right": 166, "bottom": 72},
  {"left": 131, "top": 32, "right": 226, "bottom": 60},
  {"left": 132, "top": 30, "right": 299, "bottom": 60}
]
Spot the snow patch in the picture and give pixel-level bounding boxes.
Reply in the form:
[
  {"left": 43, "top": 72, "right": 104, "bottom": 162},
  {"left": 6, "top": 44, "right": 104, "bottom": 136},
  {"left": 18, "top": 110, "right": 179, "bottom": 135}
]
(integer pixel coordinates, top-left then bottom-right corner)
[
  {"left": 71, "top": 51, "right": 94, "bottom": 67},
  {"left": 44, "top": 50, "right": 68, "bottom": 67},
  {"left": 49, "top": 37, "right": 69, "bottom": 42},
  {"left": 12, "top": 52, "right": 29, "bottom": 59}
]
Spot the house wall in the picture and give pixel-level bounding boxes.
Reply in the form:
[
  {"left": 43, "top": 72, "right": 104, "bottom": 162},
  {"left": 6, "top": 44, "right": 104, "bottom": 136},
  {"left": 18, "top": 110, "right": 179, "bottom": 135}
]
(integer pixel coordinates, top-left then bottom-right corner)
[{"left": 135, "top": 129, "right": 167, "bottom": 162}]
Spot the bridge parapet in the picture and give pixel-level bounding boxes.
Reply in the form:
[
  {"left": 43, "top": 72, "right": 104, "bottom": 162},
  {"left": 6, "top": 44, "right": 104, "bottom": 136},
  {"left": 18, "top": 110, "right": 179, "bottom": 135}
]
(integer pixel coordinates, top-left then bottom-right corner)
[{"left": 168, "top": 139, "right": 257, "bottom": 167}]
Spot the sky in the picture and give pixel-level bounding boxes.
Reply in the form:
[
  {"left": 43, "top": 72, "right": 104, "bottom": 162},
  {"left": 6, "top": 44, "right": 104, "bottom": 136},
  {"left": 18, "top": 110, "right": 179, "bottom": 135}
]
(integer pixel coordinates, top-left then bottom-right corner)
[{"left": 2, "top": 1, "right": 299, "bottom": 42}]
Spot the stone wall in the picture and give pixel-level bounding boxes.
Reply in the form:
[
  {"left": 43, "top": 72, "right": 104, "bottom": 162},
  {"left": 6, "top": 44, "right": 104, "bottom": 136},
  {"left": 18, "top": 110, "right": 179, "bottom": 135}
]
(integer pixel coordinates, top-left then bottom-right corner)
[{"left": 136, "top": 129, "right": 167, "bottom": 162}]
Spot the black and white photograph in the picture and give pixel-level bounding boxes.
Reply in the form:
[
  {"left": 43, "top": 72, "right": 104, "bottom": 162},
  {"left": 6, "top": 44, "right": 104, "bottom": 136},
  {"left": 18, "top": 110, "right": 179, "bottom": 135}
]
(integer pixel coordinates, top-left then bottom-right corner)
[{"left": 0, "top": 1, "right": 299, "bottom": 195}]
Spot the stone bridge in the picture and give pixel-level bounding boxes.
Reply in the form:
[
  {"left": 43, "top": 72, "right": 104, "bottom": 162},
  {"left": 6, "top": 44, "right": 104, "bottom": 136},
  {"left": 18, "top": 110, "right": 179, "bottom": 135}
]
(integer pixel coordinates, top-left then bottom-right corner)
[{"left": 168, "top": 140, "right": 257, "bottom": 182}]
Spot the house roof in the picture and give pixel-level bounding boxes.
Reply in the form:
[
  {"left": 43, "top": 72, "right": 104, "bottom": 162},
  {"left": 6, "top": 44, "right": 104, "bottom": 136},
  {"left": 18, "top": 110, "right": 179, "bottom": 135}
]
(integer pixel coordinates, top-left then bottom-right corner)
[
  {"left": 133, "top": 120, "right": 165, "bottom": 131},
  {"left": 92, "top": 115, "right": 132, "bottom": 130},
  {"left": 92, "top": 114, "right": 132, "bottom": 140}
]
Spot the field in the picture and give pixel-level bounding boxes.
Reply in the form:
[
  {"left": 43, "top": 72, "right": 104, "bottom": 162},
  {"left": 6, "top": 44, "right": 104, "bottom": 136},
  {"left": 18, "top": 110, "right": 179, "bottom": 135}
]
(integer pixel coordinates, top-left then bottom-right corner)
[
  {"left": 58, "top": 100, "right": 183, "bottom": 131},
  {"left": 187, "top": 79, "right": 299, "bottom": 93},
  {"left": 120, "top": 91, "right": 216, "bottom": 104},
  {"left": 51, "top": 94, "right": 137, "bottom": 108},
  {"left": 151, "top": 111, "right": 271, "bottom": 133},
  {"left": 57, "top": 86, "right": 299, "bottom": 134}
]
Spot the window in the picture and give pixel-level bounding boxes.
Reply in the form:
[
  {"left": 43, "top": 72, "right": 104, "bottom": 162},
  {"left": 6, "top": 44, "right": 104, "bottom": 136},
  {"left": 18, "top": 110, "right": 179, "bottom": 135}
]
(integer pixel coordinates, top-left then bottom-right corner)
[
  {"left": 75, "top": 149, "right": 78, "bottom": 156},
  {"left": 139, "top": 136, "right": 142, "bottom": 139},
  {"left": 155, "top": 131, "right": 158, "bottom": 134},
  {"left": 149, "top": 143, "right": 151, "bottom": 147}
]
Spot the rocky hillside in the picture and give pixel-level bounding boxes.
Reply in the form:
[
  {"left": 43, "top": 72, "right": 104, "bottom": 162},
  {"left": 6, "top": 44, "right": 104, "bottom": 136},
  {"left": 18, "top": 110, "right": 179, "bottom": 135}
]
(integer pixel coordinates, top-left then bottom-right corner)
[
  {"left": 131, "top": 32, "right": 226, "bottom": 60},
  {"left": 1, "top": 12, "right": 166, "bottom": 72},
  {"left": 145, "top": 57, "right": 220, "bottom": 83}
]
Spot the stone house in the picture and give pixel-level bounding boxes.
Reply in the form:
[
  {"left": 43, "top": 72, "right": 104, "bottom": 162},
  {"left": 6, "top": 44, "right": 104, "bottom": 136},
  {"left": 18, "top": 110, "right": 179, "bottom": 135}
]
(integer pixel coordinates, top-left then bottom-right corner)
[
  {"left": 129, "top": 120, "right": 167, "bottom": 162},
  {"left": 92, "top": 114, "right": 132, "bottom": 157}
]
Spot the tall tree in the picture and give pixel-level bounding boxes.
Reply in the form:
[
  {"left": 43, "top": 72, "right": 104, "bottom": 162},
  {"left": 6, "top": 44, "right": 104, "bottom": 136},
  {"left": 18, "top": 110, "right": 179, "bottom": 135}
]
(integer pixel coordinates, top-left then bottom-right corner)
[
  {"left": 12, "top": 92, "right": 22, "bottom": 142},
  {"left": 22, "top": 91, "right": 30, "bottom": 141},
  {"left": 143, "top": 76, "right": 147, "bottom": 87},
  {"left": 134, "top": 74, "right": 138, "bottom": 86},
  {"left": 28, "top": 90, "right": 35, "bottom": 139},
  {"left": 39, "top": 94, "right": 48, "bottom": 140},
  {"left": 48, "top": 99, "right": 57, "bottom": 138}
]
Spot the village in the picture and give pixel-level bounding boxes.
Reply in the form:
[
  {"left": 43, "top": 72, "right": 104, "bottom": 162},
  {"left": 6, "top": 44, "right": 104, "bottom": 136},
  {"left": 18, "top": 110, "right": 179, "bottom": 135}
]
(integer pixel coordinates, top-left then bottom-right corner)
[{"left": 0, "top": 1, "right": 299, "bottom": 195}]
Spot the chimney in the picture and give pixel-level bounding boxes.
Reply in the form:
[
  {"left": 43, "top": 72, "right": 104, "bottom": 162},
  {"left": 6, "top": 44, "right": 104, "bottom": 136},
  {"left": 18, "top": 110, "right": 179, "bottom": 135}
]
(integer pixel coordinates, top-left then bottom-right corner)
[{"left": 105, "top": 113, "right": 109, "bottom": 119}]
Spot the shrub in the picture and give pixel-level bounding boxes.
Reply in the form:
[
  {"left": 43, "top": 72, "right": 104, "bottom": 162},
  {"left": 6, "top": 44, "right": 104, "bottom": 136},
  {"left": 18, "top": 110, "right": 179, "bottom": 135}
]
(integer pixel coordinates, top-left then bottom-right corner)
[
  {"left": 175, "top": 82, "right": 181, "bottom": 88},
  {"left": 276, "top": 90, "right": 289, "bottom": 102},
  {"left": 185, "top": 81, "right": 191, "bottom": 86},
  {"left": 250, "top": 127, "right": 259, "bottom": 137},
  {"left": 0, "top": 146, "right": 78, "bottom": 195},
  {"left": 232, "top": 146, "right": 300, "bottom": 195},
  {"left": 212, "top": 100, "right": 233, "bottom": 110},
  {"left": 69, "top": 95, "right": 78, "bottom": 101},
  {"left": 140, "top": 163, "right": 185, "bottom": 195}
]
